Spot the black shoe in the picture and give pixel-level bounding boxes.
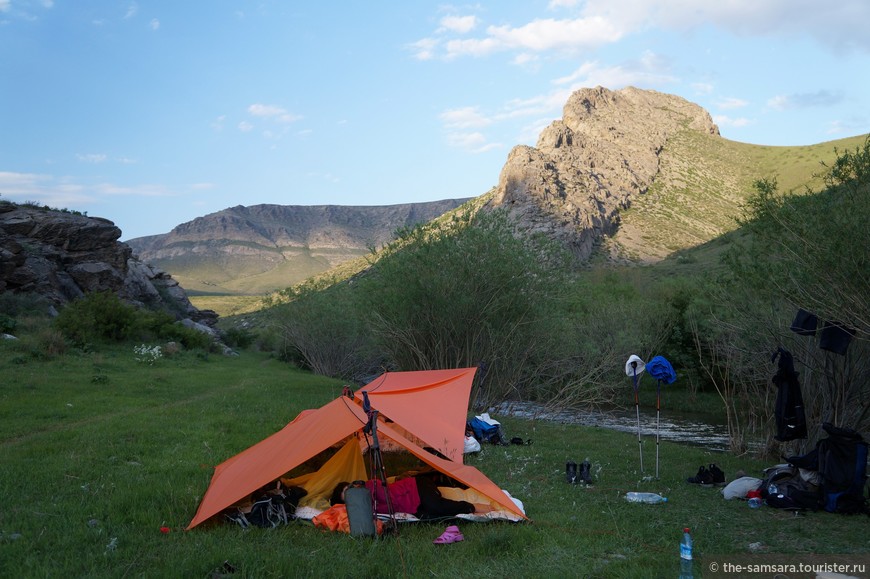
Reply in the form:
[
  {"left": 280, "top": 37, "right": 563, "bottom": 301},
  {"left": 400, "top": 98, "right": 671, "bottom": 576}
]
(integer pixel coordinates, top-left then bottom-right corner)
[
  {"left": 686, "top": 465, "right": 714, "bottom": 486},
  {"left": 708, "top": 464, "right": 726, "bottom": 486},
  {"left": 579, "top": 460, "right": 592, "bottom": 484},
  {"left": 566, "top": 461, "right": 578, "bottom": 484}
]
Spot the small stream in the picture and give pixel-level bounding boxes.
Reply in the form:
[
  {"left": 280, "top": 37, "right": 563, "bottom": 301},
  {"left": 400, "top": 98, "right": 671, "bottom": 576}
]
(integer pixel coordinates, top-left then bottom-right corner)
[{"left": 493, "top": 401, "right": 733, "bottom": 452}]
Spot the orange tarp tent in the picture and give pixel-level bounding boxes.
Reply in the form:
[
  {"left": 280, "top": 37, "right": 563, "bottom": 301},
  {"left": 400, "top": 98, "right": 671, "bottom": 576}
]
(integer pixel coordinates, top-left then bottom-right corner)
[{"left": 187, "top": 368, "right": 526, "bottom": 529}]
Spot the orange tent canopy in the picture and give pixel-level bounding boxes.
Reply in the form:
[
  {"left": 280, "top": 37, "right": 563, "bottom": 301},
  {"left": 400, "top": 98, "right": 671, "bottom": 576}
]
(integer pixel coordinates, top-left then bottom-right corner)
[
  {"left": 354, "top": 367, "right": 477, "bottom": 463},
  {"left": 187, "top": 368, "right": 525, "bottom": 529}
]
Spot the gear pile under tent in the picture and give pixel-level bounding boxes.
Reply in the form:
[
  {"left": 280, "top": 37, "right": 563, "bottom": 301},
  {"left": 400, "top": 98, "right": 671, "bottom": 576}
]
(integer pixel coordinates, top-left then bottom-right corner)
[{"left": 186, "top": 368, "right": 527, "bottom": 530}]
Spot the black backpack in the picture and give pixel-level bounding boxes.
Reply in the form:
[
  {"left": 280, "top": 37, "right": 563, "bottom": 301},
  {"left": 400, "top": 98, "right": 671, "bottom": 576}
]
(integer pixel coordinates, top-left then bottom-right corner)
[
  {"left": 816, "top": 423, "right": 868, "bottom": 514},
  {"left": 786, "top": 423, "right": 869, "bottom": 514},
  {"left": 760, "top": 464, "right": 821, "bottom": 510}
]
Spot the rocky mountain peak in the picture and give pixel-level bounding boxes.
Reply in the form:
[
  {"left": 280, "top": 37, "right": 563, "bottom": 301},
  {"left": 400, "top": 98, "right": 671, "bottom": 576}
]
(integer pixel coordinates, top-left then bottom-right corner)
[{"left": 488, "top": 86, "right": 719, "bottom": 259}]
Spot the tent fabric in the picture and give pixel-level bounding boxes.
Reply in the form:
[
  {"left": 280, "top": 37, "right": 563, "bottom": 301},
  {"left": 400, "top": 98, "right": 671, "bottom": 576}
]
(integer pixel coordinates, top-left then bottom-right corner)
[
  {"left": 282, "top": 438, "right": 368, "bottom": 510},
  {"left": 187, "top": 368, "right": 525, "bottom": 529},
  {"left": 354, "top": 368, "right": 477, "bottom": 463},
  {"left": 187, "top": 396, "right": 367, "bottom": 529}
]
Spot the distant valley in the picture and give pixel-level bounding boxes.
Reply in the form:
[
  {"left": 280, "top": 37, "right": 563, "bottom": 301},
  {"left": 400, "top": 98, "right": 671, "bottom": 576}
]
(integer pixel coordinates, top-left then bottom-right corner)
[{"left": 126, "top": 199, "right": 471, "bottom": 296}]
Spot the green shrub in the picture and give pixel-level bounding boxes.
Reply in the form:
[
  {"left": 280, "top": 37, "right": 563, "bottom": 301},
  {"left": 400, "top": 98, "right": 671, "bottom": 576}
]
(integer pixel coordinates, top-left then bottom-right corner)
[
  {"left": 222, "top": 326, "right": 255, "bottom": 349},
  {"left": 54, "top": 292, "right": 138, "bottom": 345},
  {"left": 0, "top": 313, "right": 15, "bottom": 334}
]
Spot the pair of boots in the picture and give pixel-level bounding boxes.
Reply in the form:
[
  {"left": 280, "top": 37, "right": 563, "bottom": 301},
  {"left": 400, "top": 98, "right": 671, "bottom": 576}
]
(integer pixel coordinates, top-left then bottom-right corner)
[
  {"left": 686, "top": 463, "right": 726, "bottom": 486},
  {"left": 566, "top": 460, "right": 592, "bottom": 484}
]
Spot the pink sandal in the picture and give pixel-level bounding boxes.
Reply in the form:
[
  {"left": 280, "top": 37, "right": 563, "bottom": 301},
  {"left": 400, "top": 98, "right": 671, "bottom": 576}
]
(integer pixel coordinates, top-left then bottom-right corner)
[{"left": 433, "top": 525, "right": 464, "bottom": 544}]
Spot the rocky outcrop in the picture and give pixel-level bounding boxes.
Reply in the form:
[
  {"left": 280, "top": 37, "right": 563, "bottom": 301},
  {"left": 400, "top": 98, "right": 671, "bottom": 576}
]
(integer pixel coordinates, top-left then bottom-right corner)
[
  {"left": 487, "top": 86, "right": 719, "bottom": 259},
  {"left": 0, "top": 202, "right": 216, "bottom": 325}
]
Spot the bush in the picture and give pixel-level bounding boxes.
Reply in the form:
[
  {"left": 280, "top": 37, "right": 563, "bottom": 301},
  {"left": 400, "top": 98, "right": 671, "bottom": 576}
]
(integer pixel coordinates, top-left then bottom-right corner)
[
  {"left": 0, "top": 313, "right": 15, "bottom": 334},
  {"left": 54, "top": 292, "right": 138, "bottom": 345},
  {"left": 222, "top": 327, "right": 255, "bottom": 349}
]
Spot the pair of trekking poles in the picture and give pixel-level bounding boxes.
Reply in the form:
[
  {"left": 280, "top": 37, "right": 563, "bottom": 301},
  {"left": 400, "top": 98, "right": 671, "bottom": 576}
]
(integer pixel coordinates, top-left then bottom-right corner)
[{"left": 625, "top": 355, "right": 676, "bottom": 479}]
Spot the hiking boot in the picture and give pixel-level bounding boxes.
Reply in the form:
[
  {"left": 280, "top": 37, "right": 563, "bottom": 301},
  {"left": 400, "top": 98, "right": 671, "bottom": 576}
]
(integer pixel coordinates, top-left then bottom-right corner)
[
  {"left": 566, "top": 461, "right": 578, "bottom": 484},
  {"left": 686, "top": 465, "right": 714, "bottom": 486},
  {"left": 708, "top": 464, "right": 726, "bottom": 486},
  {"left": 579, "top": 460, "right": 592, "bottom": 484}
]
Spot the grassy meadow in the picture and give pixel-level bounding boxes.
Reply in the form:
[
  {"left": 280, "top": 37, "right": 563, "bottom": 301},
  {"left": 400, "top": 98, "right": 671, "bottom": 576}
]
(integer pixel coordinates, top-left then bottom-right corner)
[{"left": 2, "top": 342, "right": 869, "bottom": 578}]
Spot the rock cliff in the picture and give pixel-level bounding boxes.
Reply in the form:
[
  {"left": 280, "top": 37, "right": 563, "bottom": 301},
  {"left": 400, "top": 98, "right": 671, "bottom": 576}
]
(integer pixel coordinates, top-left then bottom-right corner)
[
  {"left": 0, "top": 201, "right": 215, "bottom": 324},
  {"left": 487, "top": 86, "right": 719, "bottom": 259}
]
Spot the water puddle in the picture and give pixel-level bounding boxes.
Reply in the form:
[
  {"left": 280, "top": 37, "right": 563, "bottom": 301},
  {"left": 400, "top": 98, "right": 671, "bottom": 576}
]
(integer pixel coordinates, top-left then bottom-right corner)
[{"left": 493, "top": 401, "right": 731, "bottom": 452}]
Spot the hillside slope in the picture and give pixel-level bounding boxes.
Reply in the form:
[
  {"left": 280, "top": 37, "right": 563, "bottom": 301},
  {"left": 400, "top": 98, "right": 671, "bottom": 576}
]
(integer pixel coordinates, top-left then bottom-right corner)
[{"left": 127, "top": 199, "right": 470, "bottom": 295}]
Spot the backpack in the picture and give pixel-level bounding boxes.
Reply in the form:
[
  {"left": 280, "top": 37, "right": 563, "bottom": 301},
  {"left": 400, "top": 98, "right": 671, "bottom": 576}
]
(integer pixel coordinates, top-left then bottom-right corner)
[
  {"left": 815, "top": 423, "right": 868, "bottom": 514},
  {"left": 760, "top": 464, "right": 821, "bottom": 510},
  {"left": 224, "top": 483, "right": 308, "bottom": 529},
  {"left": 785, "top": 423, "right": 869, "bottom": 514},
  {"left": 468, "top": 417, "right": 503, "bottom": 444}
]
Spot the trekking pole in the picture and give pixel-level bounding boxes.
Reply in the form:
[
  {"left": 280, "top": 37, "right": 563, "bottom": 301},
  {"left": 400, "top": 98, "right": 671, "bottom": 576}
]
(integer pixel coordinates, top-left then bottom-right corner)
[
  {"left": 645, "top": 356, "right": 676, "bottom": 480},
  {"left": 655, "top": 379, "right": 661, "bottom": 479},
  {"left": 633, "top": 366, "right": 644, "bottom": 474},
  {"left": 362, "top": 392, "right": 396, "bottom": 533},
  {"left": 625, "top": 355, "right": 646, "bottom": 475}
]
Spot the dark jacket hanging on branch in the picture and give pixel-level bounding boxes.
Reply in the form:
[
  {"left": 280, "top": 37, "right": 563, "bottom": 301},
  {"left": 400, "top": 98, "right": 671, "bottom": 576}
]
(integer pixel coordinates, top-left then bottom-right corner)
[{"left": 771, "top": 347, "right": 807, "bottom": 442}]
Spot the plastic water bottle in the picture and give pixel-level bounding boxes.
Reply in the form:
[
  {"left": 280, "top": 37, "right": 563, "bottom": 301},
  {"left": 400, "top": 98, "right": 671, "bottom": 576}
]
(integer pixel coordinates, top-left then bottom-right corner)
[
  {"left": 624, "top": 491, "right": 668, "bottom": 504},
  {"left": 748, "top": 497, "right": 762, "bottom": 508},
  {"left": 680, "top": 527, "right": 694, "bottom": 578}
]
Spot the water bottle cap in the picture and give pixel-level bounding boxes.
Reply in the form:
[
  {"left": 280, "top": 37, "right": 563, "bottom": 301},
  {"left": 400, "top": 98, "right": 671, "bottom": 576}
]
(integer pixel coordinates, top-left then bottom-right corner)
[{"left": 683, "top": 527, "right": 690, "bottom": 532}]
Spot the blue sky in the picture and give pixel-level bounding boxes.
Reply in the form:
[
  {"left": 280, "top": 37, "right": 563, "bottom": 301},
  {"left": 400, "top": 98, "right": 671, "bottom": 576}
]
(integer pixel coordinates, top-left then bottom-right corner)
[{"left": 2, "top": 1, "right": 868, "bottom": 240}]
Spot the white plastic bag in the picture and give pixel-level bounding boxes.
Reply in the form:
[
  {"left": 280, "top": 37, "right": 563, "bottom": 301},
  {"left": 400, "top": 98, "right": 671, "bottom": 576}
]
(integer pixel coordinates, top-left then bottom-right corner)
[{"left": 464, "top": 435, "right": 481, "bottom": 454}]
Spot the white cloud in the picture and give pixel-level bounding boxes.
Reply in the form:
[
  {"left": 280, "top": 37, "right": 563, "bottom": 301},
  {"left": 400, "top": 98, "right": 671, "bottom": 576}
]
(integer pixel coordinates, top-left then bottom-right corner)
[
  {"left": 445, "top": 131, "right": 501, "bottom": 153},
  {"left": 76, "top": 153, "right": 107, "bottom": 164},
  {"left": 548, "top": 0, "right": 581, "bottom": 8},
  {"left": 439, "top": 15, "right": 477, "bottom": 34},
  {"left": 408, "top": 37, "right": 439, "bottom": 61},
  {"left": 440, "top": 106, "right": 492, "bottom": 129},
  {"left": 421, "top": 13, "right": 625, "bottom": 60},
  {"left": 0, "top": 172, "right": 92, "bottom": 206},
  {"left": 247, "top": 103, "right": 302, "bottom": 123},
  {"left": 713, "top": 114, "right": 751, "bottom": 128},
  {"left": 418, "top": 1, "right": 870, "bottom": 63},
  {"left": 768, "top": 90, "right": 844, "bottom": 110},
  {"left": 489, "top": 17, "right": 624, "bottom": 52},
  {"left": 512, "top": 53, "right": 539, "bottom": 66},
  {"left": 553, "top": 57, "right": 675, "bottom": 90},
  {"left": 150, "top": 18, "right": 159, "bottom": 30},
  {"left": 578, "top": 0, "right": 870, "bottom": 52},
  {"left": 123, "top": 1, "right": 138, "bottom": 20},
  {"left": 767, "top": 95, "right": 790, "bottom": 111},
  {"left": 0, "top": 0, "right": 11, "bottom": 12},
  {"left": 692, "top": 83, "right": 714, "bottom": 95},
  {"left": 238, "top": 121, "right": 253, "bottom": 132},
  {"left": 716, "top": 97, "right": 749, "bottom": 109},
  {"left": 0, "top": 171, "right": 179, "bottom": 209}
]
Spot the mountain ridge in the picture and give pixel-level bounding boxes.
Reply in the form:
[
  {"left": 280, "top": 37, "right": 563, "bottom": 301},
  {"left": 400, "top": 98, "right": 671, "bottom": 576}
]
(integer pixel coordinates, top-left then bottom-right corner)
[{"left": 126, "top": 199, "right": 472, "bottom": 295}]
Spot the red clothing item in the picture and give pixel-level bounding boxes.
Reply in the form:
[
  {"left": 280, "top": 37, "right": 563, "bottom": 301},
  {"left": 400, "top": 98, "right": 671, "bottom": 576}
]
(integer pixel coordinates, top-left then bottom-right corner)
[{"left": 366, "top": 478, "right": 421, "bottom": 515}]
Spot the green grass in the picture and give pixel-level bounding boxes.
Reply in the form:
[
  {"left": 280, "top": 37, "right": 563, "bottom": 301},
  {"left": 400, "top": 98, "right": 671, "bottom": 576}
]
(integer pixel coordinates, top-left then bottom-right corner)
[{"left": 2, "top": 340, "right": 868, "bottom": 578}]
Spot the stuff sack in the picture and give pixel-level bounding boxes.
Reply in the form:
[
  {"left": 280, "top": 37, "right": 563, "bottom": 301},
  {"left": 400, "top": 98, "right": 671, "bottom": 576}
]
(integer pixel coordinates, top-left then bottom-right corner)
[{"left": 468, "top": 417, "right": 502, "bottom": 444}]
